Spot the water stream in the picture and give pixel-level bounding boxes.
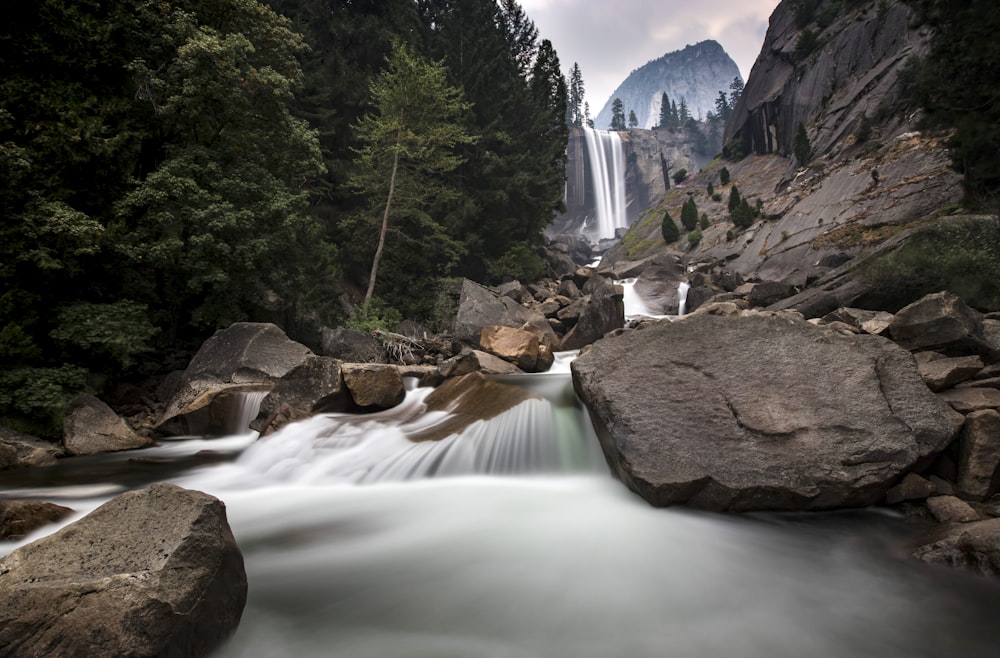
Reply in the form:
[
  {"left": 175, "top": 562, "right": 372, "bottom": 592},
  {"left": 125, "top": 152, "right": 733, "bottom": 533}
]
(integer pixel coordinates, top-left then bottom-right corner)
[
  {"left": 3, "top": 369, "right": 1000, "bottom": 657},
  {"left": 582, "top": 127, "right": 627, "bottom": 241}
]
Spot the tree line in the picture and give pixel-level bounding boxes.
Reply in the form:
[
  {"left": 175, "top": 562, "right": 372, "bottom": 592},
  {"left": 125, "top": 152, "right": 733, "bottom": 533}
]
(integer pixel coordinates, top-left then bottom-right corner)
[{"left": 0, "top": 0, "right": 569, "bottom": 435}]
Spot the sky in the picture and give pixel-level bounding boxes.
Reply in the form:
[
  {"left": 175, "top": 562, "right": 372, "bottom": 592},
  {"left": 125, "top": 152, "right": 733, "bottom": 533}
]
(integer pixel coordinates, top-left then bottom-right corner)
[{"left": 519, "top": 0, "right": 781, "bottom": 115}]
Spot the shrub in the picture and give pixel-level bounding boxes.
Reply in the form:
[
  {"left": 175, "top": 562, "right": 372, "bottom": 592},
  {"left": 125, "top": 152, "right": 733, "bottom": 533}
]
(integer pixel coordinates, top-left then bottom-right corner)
[
  {"left": 680, "top": 197, "right": 699, "bottom": 231},
  {"left": 661, "top": 210, "right": 680, "bottom": 243},
  {"left": 673, "top": 168, "right": 688, "bottom": 185},
  {"left": 726, "top": 229, "right": 736, "bottom": 241},
  {"left": 700, "top": 213, "right": 710, "bottom": 230},
  {"left": 706, "top": 181, "right": 715, "bottom": 196},
  {"left": 687, "top": 229, "right": 703, "bottom": 249},
  {"left": 720, "top": 167, "right": 731, "bottom": 185},
  {"left": 346, "top": 298, "right": 403, "bottom": 334}
]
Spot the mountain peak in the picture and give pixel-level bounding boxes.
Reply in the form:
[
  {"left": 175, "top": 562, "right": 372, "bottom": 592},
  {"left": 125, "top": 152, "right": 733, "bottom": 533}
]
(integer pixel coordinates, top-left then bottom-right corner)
[{"left": 595, "top": 40, "right": 742, "bottom": 129}]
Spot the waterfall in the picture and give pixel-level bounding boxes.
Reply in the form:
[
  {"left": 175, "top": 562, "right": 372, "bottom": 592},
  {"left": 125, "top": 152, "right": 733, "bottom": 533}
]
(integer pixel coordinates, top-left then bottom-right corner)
[
  {"left": 232, "top": 390, "right": 268, "bottom": 434},
  {"left": 582, "top": 127, "right": 627, "bottom": 241},
  {"left": 677, "top": 280, "right": 691, "bottom": 316}
]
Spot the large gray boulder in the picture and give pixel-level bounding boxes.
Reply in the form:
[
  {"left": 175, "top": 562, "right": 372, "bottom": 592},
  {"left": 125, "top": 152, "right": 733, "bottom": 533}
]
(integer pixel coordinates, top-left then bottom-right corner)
[
  {"left": 63, "top": 395, "right": 153, "bottom": 456},
  {"left": 0, "top": 483, "right": 246, "bottom": 657},
  {"left": 0, "top": 500, "right": 73, "bottom": 540},
  {"left": 250, "top": 355, "right": 350, "bottom": 435},
  {"left": 157, "top": 322, "right": 313, "bottom": 435},
  {"left": 559, "top": 277, "right": 625, "bottom": 350},
  {"left": 571, "top": 313, "right": 964, "bottom": 511},
  {"left": 452, "top": 279, "right": 555, "bottom": 346},
  {"left": 914, "top": 518, "right": 1000, "bottom": 576},
  {"left": 889, "top": 291, "right": 997, "bottom": 359}
]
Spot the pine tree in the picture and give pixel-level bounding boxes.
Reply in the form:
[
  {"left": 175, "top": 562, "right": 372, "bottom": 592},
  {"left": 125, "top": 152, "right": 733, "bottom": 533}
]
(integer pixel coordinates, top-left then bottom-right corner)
[
  {"left": 793, "top": 122, "right": 813, "bottom": 165},
  {"left": 680, "top": 197, "right": 699, "bottom": 231},
  {"left": 661, "top": 210, "right": 680, "bottom": 243},
  {"left": 610, "top": 98, "right": 626, "bottom": 131},
  {"left": 728, "top": 185, "right": 742, "bottom": 212},
  {"left": 728, "top": 77, "right": 745, "bottom": 110},
  {"left": 715, "top": 91, "right": 730, "bottom": 121},
  {"left": 678, "top": 98, "right": 690, "bottom": 124},
  {"left": 628, "top": 110, "right": 639, "bottom": 129},
  {"left": 720, "top": 167, "right": 731, "bottom": 185},
  {"left": 568, "top": 62, "right": 585, "bottom": 127},
  {"left": 657, "top": 92, "right": 671, "bottom": 129}
]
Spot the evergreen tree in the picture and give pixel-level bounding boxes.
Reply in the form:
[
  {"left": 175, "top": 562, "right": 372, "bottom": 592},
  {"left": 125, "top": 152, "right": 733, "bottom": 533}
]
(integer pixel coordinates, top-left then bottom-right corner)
[
  {"left": 793, "top": 122, "right": 813, "bottom": 165},
  {"left": 567, "top": 62, "right": 585, "bottom": 127},
  {"left": 728, "top": 77, "right": 745, "bottom": 110},
  {"left": 658, "top": 92, "right": 671, "bottom": 129},
  {"left": 678, "top": 98, "right": 690, "bottom": 124},
  {"left": 661, "top": 210, "right": 680, "bottom": 243},
  {"left": 584, "top": 102, "right": 594, "bottom": 128},
  {"left": 715, "top": 91, "right": 730, "bottom": 121},
  {"left": 628, "top": 110, "right": 639, "bottom": 129},
  {"left": 728, "top": 185, "right": 742, "bottom": 212},
  {"left": 720, "top": 167, "right": 731, "bottom": 185},
  {"left": 610, "top": 98, "right": 626, "bottom": 130},
  {"left": 732, "top": 198, "right": 755, "bottom": 228},
  {"left": 349, "top": 42, "right": 474, "bottom": 305},
  {"left": 680, "top": 197, "right": 699, "bottom": 231}
]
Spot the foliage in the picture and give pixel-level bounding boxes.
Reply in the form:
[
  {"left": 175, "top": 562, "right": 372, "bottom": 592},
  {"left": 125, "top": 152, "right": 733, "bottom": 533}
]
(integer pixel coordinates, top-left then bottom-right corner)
[
  {"left": 50, "top": 301, "right": 158, "bottom": 368},
  {"left": 794, "top": 28, "right": 821, "bottom": 63},
  {"left": 628, "top": 110, "right": 639, "bottom": 129},
  {"left": 728, "top": 186, "right": 742, "bottom": 212},
  {"left": 909, "top": 0, "right": 1000, "bottom": 207},
  {"left": 706, "top": 181, "right": 715, "bottom": 196},
  {"left": 567, "top": 62, "right": 586, "bottom": 127},
  {"left": 673, "top": 169, "right": 689, "bottom": 185},
  {"left": 661, "top": 210, "right": 680, "bottom": 244},
  {"left": 731, "top": 198, "right": 755, "bottom": 229},
  {"left": 345, "top": 298, "right": 403, "bottom": 334},
  {"left": 610, "top": 98, "right": 627, "bottom": 131},
  {"left": 486, "top": 241, "right": 544, "bottom": 283},
  {"left": 687, "top": 230, "right": 703, "bottom": 249},
  {"left": 0, "top": 365, "right": 89, "bottom": 438},
  {"left": 700, "top": 213, "right": 710, "bottom": 230},
  {"left": 860, "top": 216, "right": 1000, "bottom": 310},
  {"left": 720, "top": 167, "right": 731, "bottom": 185},
  {"left": 680, "top": 197, "right": 699, "bottom": 231},
  {"left": 793, "top": 122, "right": 813, "bottom": 165}
]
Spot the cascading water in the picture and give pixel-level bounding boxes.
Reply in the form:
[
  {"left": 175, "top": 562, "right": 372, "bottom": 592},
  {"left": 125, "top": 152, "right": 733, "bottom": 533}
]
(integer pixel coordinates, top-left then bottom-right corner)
[
  {"left": 4, "top": 366, "right": 1000, "bottom": 657},
  {"left": 582, "top": 126, "right": 627, "bottom": 241},
  {"left": 677, "top": 280, "right": 691, "bottom": 316}
]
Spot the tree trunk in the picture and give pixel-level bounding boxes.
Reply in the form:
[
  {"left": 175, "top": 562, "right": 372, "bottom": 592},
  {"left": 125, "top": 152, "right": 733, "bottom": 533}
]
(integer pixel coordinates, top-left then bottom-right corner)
[{"left": 364, "top": 141, "right": 400, "bottom": 305}]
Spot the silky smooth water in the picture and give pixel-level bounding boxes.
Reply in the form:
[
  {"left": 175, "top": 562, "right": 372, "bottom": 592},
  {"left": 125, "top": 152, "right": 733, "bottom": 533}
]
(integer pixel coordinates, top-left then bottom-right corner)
[
  {"left": 3, "top": 373, "right": 1000, "bottom": 657},
  {"left": 582, "top": 127, "right": 627, "bottom": 241}
]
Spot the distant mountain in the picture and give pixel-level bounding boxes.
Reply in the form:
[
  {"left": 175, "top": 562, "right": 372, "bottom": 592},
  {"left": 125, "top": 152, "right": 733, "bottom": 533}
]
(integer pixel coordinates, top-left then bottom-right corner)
[{"left": 595, "top": 40, "right": 742, "bottom": 130}]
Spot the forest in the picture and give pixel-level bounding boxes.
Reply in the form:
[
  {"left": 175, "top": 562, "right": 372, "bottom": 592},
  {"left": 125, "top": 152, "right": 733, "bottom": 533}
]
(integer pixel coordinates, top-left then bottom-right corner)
[{"left": 0, "top": 0, "right": 569, "bottom": 436}]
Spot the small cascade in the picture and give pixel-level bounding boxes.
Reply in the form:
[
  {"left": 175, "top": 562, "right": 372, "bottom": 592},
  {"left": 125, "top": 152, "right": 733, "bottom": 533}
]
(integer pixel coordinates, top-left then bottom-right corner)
[
  {"left": 677, "top": 280, "right": 691, "bottom": 317},
  {"left": 582, "top": 127, "right": 627, "bottom": 241},
  {"left": 231, "top": 390, "right": 269, "bottom": 434},
  {"left": 617, "top": 278, "right": 655, "bottom": 319}
]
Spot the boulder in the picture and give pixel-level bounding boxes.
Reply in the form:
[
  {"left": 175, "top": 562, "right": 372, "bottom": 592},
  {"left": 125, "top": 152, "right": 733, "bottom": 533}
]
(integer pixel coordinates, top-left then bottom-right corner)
[
  {"left": 439, "top": 349, "right": 523, "bottom": 377},
  {"left": 342, "top": 364, "right": 406, "bottom": 409},
  {"left": 157, "top": 323, "right": 313, "bottom": 435},
  {"left": 560, "top": 278, "right": 625, "bottom": 351},
  {"left": 63, "top": 395, "right": 153, "bottom": 456},
  {"left": 409, "top": 372, "right": 541, "bottom": 442},
  {"left": 918, "top": 355, "right": 984, "bottom": 392},
  {"left": 320, "top": 326, "right": 383, "bottom": 362},
  {"left": 956, "top": 409, "right": 1000, "bottom": 501},
  {"left": 747, "top": 280, "right": 796, "bottom": 308},
  {"left": 937, "top": 387, "right": 1000, "bottom": 413},
  {"left": 0, "top": 483, "right": 246, "bottom": 657},
  {"left": 822, "top": 308, "right": 894, "bottom": 336},
  {"left": 250, "top": 356, "right": 349, "bottom": 435},
  {"left": 452, "top": 279, "right": 555, "bottom": 346},
  {"left": 914, "top": 518, "right": 1000, "bottom": 576},
  {"left": 479, "top": 325, "right": 540, "bottom": 371},
  {"left": 884, "top": 473, "right": 936, "bottom": 504},
  {"left": 889, "top": 291, "right": 997, "bottom": 359},
  {"left": 0, "top": 427, "right": 61, "bottom": 469},
  {"left": 571, "top": 314, "right": 964, "bottom": 511},
  {"left": 0, "top": 500, "right": 74, "bottom": 540},
  {"left": 926, "top": 496, "right": 980, "bottom": 524}
]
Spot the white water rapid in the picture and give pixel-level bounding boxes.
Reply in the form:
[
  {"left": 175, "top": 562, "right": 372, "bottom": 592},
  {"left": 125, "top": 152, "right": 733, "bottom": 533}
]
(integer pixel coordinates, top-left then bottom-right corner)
[
  {"left": 4, "top": 368, "right": 1000, "bottom": 657},
  {"left": 582, "top": 126, "right": 627, "bottom": 241}
]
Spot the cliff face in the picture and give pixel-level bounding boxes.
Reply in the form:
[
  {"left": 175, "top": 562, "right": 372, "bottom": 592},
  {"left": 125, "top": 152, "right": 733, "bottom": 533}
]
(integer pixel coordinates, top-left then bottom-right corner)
[
  {"left": 595, "top": 40, "right": 741, "bottom": 130},
  {"left": 604, "top": 0, "right": 962, "bottom": 293}
]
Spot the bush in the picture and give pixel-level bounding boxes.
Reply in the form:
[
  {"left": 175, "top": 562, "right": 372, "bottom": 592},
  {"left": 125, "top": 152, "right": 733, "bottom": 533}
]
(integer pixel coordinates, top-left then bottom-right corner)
[
  {"left": 700, "top": 213, "right": 709, "bottom": 230},
  {"left": 732, "top": 198, "right": 755, "bottom": 228},
  {"left": 706, "top": 181, "right": 715, "bottom": 196},
  {"left": 680, "top": 197, "right": 699, "bottom": 231},
  {"left": 0, "top": 365, "right": 89, "bottom": 438},
  {"left": 661, "top": 210, "right": 680, "bottom": 243},
  {"left": 860, "top": 217, "right": 1000, "bottom": 311},
  {"left": 720, "top": 167, "right": 731, "bottom": 185},
  {"left": 673, "top": 168, "right": 688, "bottom": 185},
  {"left": 726, "top": 229, "right": 736, "bottom": 241},
  {"left": 346, "top": 298, "right": 403, "bottom": 334},
  {"left": 486, "top": 242, "right": 544, "bottom": 284},
  {"left": 687, "top": 230, "right": 703, "bottom": 249}
]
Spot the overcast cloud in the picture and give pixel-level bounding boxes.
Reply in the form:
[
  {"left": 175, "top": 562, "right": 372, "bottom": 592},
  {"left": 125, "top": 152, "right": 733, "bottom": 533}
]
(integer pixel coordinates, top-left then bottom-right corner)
[{"left": 520, "top": 0, "right": 780, "bottom": 112}]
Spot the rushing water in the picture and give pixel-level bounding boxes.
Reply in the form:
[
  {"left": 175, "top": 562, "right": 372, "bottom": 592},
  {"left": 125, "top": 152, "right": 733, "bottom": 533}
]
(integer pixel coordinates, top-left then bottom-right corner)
[
  {"left": 4, "top": 369, "right": 1000, "bottom": 657},
  {"left": 582, "top": 127, "right": 627, "bottom": 241}
]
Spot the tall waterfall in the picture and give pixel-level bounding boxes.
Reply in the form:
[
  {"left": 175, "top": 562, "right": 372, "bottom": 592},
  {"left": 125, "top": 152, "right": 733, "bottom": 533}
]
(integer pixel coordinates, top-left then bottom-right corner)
[{"left": 583, "top": 127, "right": 627, "bottom": 241}]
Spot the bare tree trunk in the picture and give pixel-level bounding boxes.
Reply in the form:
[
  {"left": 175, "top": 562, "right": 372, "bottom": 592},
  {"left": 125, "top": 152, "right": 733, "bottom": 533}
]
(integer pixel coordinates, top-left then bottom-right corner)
[{"left": 364, "top": 141, "right": 400, "bottom": 305}]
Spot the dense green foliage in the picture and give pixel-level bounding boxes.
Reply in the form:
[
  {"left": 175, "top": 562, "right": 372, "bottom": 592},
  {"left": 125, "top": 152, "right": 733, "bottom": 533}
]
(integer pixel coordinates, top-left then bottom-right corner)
[
  {"left": 793, "top": 122, "right": 813, "bottom": 165},
  {"left": 680, "top": 197, "right": 699, "bottom": 231},
  {"left": 610, "top": 99, "right": 627, "bottom": 131},
  {"left": 0, "top": 0, "right": 570, "bottom": 434},
  {"left": 907, "top": 0, "right": 1000, "bottom": 207},
  {"left": 861, "top": 216, "right": 1000, "bottom": 310}
]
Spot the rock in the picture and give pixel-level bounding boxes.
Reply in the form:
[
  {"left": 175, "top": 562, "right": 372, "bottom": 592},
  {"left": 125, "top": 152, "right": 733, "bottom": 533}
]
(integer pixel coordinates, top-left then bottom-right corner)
[
  {"left": 0, "top": 483, "right": 246, "bottom": 657},
  {"left": 889, "top": 291, "right": 996, "bottom": 359},
  {"left": 479, "top": 325, "right": 540, "bottom": 371},
  {"left": 548, "top": 234, "right": 593, "bottom": 265},
  {"left": 937, "top": 387, "right": 1000, "bottom": 413},
  {"left": 342, "top": 364, "right": 406, "bottom": 409},
  {"left": 571, "top": 314, "right": 964, "bottom": 512},
  {"left": 687, "top": 301, "right": 745, "bottom": 317},
  {"left": 928, "top": 475, "right": 956, "bottom": 496},
  {"left": 558, "top": 278, "right": 581, "bottom": 299},
  {"left": 320, "top": 326, "right": 383, "bottom": 362},
  {"left": 914, "top": 518, "right": 1000, "bottom": 576},
  {"left": 884, "top": 473, "right": 936, "bottom": 504},
  {"left": 63, "top": 395, "right": 153, "bottom": 456},
  {"left": 822, "top": 308, "right": 894, "bottom": 336},
  {"left": 926, "top": 496, "right": 979, "bottom": 524},
  {"left": 452, "top": 279, "right": 554, "bottom": 346},
  {"left": 157, "top": 323, "right": 313, "bottom": 434},
  {"left": 956, "top": 409, "right": 1000, "bottom": 501},
  {"left": 747, "top": 280, "right": 796, "bottom": 308},
  {"left": 0, "top": 500, "right": 74, "bottom": 540},
  {"left": 535, "top": 344, "right": 555, "bottom": 373},
  {"left": 918, "top": 355, "right": 984, "bottom": 392},
  {"left": 250, "top": 356, "right": 349, "bottom": 435},
  {"left": 560, "top": 278, "right": 625, "bottom": 351},
  {"left": 440, "top": 349, "right": 523, "bottom": 377},
  {"left": 410, "top": 372, "right": 541, "bottom": 442},
  {"left": 0, "top": 427, "right": 61, "bottom": 469}
]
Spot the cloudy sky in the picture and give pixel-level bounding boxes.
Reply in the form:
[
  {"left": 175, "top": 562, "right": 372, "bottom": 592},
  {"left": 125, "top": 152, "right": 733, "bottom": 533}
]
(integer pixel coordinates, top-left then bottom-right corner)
[{"left": 520, "top": 0, "right": 781, "bottom": 114}]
